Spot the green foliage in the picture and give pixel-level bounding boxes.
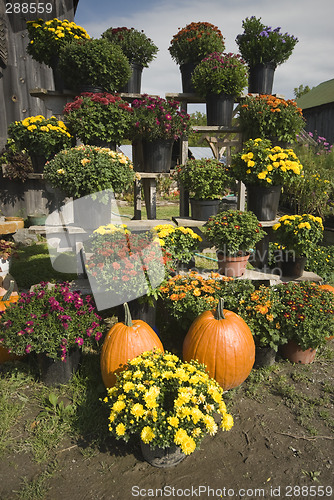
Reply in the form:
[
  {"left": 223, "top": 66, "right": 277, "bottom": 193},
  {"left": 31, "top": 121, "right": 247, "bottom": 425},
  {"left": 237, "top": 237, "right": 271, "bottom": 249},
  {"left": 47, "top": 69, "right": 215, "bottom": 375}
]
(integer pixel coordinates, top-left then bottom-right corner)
[
  {"left": 0, "top": 142, "right": 33, "bottom": 182},
  {"left": 44, "top": 145, "right": 135, "bottom": 199},
  {"left": 63, "top": 93, "right": 133, "bottom": 145},
  {"left": 203, "top": 209, "right": 266, "bottom": 256},
  {"left": 305, "top": 245, "right": 334, "bottom": 283},
  {"left": 191, "top": 52, "right": 248, "bottom": 97},
  {"left": 152, "top": 224, "right": 202, "bottom": 262},
  {"left": 26, "top": 18, "right": 90, "bottom": 67},
  {"left": 168, "top": 22, "right": 225, "bottom": 66},
  {"left": 238, "top": 285, "right": 286, "bottom": 350},
  {"left": 102, "top": 26, "right": 158, "bottom": 67},
  {"left": 282, "top": 137, "right": 334, "bottom": 218},
  {"left": 8, "top": 116, "right": 72, "bottom": 160},
  {"left": 237, "top": 94, "right": 305, "bottom": 143},
  {"left": 174, "top": 158, "right": 231, "bottom": 200},
  {"left": 275, "top": 281, "right": 334, "bottom": 350},
  {"left": 294, "top": 84, "right": 312, "bottom": 99},
  {"left": 58, "top": 38, "right": 131, "bottom": 92},
  {"left": 235, "top": 16, "right": 298, "bottom": 67}
]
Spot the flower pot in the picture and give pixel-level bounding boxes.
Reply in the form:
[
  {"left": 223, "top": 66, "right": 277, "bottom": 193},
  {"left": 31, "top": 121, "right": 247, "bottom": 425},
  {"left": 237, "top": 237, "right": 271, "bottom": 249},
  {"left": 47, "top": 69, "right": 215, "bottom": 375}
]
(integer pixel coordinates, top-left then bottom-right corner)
[
  {"left": 140, "top": 441, "right": 186, "bottom": 468},
  {"left": 141, "top": 139, "right": 174, "bottom": 173},
  {"left": 217, "top": 252, "right": 250, "bottom": 278},
  {"left": 190, "top": 198, "right": 221, "bottom": 221},
  {"left": 117, "top": 297, "right": 156, "bottom": 330},
  {"left": 77, "top": 84, "right": 105, "bottom": 93},
  {"left": 27, "top": 214, "right": 47, "bottom": 226},
  {"left": 248, "top": 63, "right": 276, "bottom": 95},
  {"left": 175, "top": 256, "right": 196, "bottom": 273},
  {"left": 30, "top": 154, "right": 47, "bottom": 173},
  {"left": 280, "top": 340, "right": 316, "bottom": 364},
  {"left": 0, "top": 257, "right": 10, "bottom": 277},
  {"left": 280, "top": 254, "right": 307, "bottom": 278},
  {"left": 121, "top": 62, "right": 143, "bottom": 94},
  {"left": 246, "top": 184, "right": 282, "bottom": 221},
  {"left": 254, "top": 346, "right": 276, "bottom": 368},
  {"left": 180, "top": 62, "right": 198, "bottom": 93},
  {"left": 86, "top": 139, "right": 117, "bottom": 150},
  {"left": 37, "top": 348, "right": 81, "bottom": 386},
  {"left": 206, "top": 93, "right": 235, "bottom": 127}
]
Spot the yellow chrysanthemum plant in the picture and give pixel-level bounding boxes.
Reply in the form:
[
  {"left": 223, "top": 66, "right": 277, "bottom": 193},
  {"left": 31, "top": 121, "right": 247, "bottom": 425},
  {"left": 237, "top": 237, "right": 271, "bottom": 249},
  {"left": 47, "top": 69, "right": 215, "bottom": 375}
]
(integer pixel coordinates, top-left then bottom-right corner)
[
  {"left": 103, "top": 349, "right": 233, "bottom": 456},
  {"left": 26, "top": 18, "right": 90, "bottom": 68},
  {"left": 231, "top": 138, "right": 303, "bottom": 187},
  {"left": 7, "top": 115, "right": 72, "bottom": 160},
  {"left": 152, "top": 224, "right": 202, "bottom": 263},
  {"left": 272, "top": 214, "right": 324, "bottom": 258}
]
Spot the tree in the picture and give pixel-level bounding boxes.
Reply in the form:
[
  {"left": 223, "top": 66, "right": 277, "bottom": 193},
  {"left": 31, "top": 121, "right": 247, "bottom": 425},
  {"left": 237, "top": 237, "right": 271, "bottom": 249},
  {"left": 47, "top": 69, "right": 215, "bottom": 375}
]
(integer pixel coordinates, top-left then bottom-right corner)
[{"left": 294, "top": 84, "right": 312, "bottom": 99}]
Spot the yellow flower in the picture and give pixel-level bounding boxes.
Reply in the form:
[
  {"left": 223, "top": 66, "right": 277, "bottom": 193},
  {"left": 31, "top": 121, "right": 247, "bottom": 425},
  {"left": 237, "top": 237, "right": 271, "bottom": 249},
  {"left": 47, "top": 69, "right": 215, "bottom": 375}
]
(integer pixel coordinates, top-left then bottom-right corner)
[
  {"left": 221, "top": 413, "right": 234, "bottom": 431},
  {"left": 167, "top": 416, "right": 179, "bottom": 428},
  {"left": 115, "top": 423, "right": 126, "bottom": 436},
  {"left": 112, "top": 400, "right": 126, "bottom": 412},
  {"left": 131, "top": 403, "right": 145, "bottom": 418},
  {"left": 258, "top": 171, "right": 267, "bottom": 180},
  {"left": 141, "top": 426, "right": 155, "bottom": 443},
  {"left": 180, "top": 436, "right": 196, "bottom": 455},
  {"left": 57, "top": 169, "right": 65, "bottom": 175}
]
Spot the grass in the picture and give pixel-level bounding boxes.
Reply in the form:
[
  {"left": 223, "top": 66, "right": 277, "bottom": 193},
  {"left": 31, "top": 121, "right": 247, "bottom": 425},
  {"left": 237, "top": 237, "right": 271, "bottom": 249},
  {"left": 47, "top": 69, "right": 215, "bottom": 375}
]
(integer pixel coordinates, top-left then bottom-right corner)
[{"left": 117, "top": 202, "right": 179, "bottom": 221}]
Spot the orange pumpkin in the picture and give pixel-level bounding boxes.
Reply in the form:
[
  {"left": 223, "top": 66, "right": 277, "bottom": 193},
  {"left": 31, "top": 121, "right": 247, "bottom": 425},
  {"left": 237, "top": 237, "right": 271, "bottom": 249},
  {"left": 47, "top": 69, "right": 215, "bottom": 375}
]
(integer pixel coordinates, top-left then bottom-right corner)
[
  {"left": 0, "top": 280, "right": 20, "bottom": 362},
  {"left": 320, "top": 285, "right": 334, "bottom": 340},
  {"left": 183, "top": 298, "right": 255, "bottom": 390},
  {"left": 100, "top": 302, "right": 164, "bottom": 388}
]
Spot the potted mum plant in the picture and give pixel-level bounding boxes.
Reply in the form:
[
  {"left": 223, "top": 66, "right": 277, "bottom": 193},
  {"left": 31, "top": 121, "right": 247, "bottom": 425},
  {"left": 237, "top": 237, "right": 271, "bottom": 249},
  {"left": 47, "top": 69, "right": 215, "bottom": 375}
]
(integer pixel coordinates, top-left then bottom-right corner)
[
  {"left": 191, "top": 52, "right": 248, "bottom": 126},
  {"left": 168, "top": 22, "right": 225, "bottom": 93},
  {"left": 0, "top": 239, "right": 17, "bottom": 278},
  {"left": 231, "top": 138, "right": 303, "bottom": 220},
  {"left": 7, "top": 116, "right": 72, "bottom": 171},
  {"left": 238, "top": 94, "right": 305, "bottom": 145},
  {"left": 272, "top": 213, "right": 324, "bottom": 277},
  {"left": 103, "top": 349, "right": 234, "bottom": 466},
  {"left": 26, "top": 17, "right": 90, "bottom": 90},
  {"left": 235, "top": 16, "right": 299, "bottom": 94},
  {"left": 84, "top": 224, "right": 171, "bottom": 326},
  {"left": 152, "top": 223, "right": 202, "bottom": 270},
  {"left": 58, "top": 38, "right": 131, "bottom": 93},
  {"left": 174, "top": 158, "right": 231, "bottom": 220},
  {"left": 202, "top": 209, "right": 266, "bottom": 277},
  {"left": 130, "top": 95, "right": 191, "bottom": 172},
  {"left": 101, "top": 27, "right": 158, "bottom": 93},
  {"left": 238, "top": 285, "right": 286, "bottom": 366},
  {"left": 276, "top": 281, "right": 334, "bottom": 363},
  {"left": 63, "top": 92, "right": 133, "bottom": 148},
  {"left": 44, "top": 145, "right": 135, "bottom": 230},
  {"left": 0, "top": 281, "right": 103, "bottom": 385}
]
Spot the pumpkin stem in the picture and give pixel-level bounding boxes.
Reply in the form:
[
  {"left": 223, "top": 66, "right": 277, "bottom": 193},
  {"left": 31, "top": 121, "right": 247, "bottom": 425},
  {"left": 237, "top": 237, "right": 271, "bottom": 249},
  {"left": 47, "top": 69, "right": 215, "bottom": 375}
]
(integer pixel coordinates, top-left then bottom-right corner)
[
  {"left": 1, "top": 280, "right": 14, "bottom": 302},
  {"left": 124, "top": 302, "right": 133, "bottom": 327},
  {"left": 215, "top": 297, "right": 226, "bottom": 320}
]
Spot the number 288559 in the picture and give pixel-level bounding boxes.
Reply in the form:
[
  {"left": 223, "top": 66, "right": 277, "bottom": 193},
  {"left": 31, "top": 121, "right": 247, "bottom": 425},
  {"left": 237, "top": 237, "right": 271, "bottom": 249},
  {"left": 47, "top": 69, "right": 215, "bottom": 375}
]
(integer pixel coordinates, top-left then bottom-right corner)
[{"left": 6, "top": 3, "right": 53, "bottom": 14}]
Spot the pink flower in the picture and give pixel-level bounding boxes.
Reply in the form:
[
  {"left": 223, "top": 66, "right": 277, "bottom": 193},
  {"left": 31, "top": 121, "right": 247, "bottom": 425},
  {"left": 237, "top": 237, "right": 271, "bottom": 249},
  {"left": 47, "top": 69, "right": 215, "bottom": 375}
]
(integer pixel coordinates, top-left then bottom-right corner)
[
  {"left": 25, "top": 344, "right": 32, "bottom": 354},
  {"left": 75, "top": 337, "right": 84, "bottom": 346},
  {"left": 95, "top": 331, "right": 102, "bottom": 342}
]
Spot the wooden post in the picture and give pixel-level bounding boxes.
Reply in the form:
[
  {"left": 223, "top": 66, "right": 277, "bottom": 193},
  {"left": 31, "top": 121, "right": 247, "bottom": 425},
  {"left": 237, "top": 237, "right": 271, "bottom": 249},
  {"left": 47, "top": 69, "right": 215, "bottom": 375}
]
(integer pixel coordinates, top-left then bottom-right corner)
[{"left": 142, "top": 178, "right": 157, "bottom": 219}]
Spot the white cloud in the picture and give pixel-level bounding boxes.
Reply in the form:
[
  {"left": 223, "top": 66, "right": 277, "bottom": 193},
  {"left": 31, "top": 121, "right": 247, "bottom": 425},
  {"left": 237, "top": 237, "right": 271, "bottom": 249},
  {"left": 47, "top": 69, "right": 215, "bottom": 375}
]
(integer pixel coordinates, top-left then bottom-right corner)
[{"left": 75, "top": 0, "right": 334, "bottom": 102}]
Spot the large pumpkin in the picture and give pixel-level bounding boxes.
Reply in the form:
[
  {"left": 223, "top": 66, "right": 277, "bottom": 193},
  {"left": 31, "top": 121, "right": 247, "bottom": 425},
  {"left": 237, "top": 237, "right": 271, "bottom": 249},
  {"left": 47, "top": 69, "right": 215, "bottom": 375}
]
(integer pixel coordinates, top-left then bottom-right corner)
[
  {"left": 100, "top": 302, "right": 164, "bottom": 388},
  {"left": 0, "top": 280, "right": 20, "bottom": 362},
  {"left": 183, "top": 298, "right": 255, "bottom": 390}
]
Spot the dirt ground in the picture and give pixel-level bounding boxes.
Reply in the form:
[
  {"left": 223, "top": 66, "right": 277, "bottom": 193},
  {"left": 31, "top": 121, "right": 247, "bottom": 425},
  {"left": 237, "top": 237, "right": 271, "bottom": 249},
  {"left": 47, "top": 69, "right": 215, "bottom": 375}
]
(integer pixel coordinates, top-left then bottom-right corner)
[{"left": 1, "top": 341, "right": 333, "bottom": 500}]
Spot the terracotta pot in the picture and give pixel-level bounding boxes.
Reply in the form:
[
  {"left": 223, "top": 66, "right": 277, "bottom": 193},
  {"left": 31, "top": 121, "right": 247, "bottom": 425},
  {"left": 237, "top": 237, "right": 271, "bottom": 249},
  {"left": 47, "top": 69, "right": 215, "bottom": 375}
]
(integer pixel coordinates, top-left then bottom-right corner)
[
  {"left": 217, "top": 252, "right": 250, "bottom": 277},
  {"left": 280, "top": 340, "right": 317, "bottom": 364}
]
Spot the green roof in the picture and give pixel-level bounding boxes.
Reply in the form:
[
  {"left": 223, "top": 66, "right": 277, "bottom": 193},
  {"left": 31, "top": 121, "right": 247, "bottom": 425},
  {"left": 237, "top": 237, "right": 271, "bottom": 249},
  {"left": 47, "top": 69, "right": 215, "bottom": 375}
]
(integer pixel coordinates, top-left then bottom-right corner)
[{"left": 297, "top": 79, "right": 334, "bottom": 109}]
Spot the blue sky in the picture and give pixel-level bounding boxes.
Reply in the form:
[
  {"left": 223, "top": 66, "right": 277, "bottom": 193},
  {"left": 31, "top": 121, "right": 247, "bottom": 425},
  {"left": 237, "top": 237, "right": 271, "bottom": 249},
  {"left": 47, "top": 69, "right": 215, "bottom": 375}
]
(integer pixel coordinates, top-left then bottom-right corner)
[{"left": 74, "top": 0, "right": 334, "bottom": 111}]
